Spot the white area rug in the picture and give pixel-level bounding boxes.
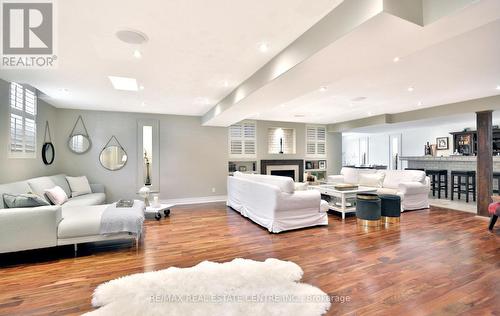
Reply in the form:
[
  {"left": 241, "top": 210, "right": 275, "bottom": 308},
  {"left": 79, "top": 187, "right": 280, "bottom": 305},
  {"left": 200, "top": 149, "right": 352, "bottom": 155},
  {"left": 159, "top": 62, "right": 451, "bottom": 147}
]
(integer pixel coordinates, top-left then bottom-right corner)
[{"left": 85, "top": 258, "right": 331, "bottom": 316}]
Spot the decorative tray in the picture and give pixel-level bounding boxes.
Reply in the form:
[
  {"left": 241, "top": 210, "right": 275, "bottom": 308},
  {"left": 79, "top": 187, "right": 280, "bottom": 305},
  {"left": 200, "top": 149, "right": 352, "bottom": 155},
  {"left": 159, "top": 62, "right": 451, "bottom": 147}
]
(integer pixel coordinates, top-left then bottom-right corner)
[{"left": 334, "top": 184, "right": 359, "bottom": 191}]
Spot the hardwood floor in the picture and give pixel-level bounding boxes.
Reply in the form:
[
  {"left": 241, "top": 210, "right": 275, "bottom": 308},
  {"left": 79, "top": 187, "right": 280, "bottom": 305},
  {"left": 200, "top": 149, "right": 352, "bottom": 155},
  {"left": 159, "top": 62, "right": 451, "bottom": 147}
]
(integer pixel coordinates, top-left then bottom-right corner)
[{"left": 0, "top": 203, "right": 499, "bottom": 316}]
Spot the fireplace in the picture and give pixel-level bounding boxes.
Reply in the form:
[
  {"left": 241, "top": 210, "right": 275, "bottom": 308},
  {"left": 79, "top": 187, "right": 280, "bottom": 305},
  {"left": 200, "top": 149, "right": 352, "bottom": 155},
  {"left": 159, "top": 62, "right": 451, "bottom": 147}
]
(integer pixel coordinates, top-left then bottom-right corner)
[
  {"left": 261, "top": 159, "right": 304, "bottom": 182},
  {"left": 270, "top": 170, "right": 295, "bottom": 179}
]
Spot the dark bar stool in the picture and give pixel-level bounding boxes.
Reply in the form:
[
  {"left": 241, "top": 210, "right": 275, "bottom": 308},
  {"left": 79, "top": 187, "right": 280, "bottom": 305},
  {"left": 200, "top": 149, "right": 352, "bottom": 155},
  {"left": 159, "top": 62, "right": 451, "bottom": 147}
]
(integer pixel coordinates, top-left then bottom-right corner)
[
  {"left": 451, "top": 170, "right": 476, "bottom": 203},
  {"left": 426, "top": 169, "right": 448, "bottom": 199},
  {"left": 493, "top": 172, "right": 500, "bottom": 195}
]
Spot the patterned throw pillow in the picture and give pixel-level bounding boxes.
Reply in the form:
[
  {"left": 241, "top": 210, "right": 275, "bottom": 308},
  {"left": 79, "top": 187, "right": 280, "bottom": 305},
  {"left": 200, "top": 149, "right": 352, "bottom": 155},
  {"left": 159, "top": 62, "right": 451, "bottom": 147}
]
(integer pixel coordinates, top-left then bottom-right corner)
[{"left": 2, "top": 193, "right": 50, "bottom": 208}]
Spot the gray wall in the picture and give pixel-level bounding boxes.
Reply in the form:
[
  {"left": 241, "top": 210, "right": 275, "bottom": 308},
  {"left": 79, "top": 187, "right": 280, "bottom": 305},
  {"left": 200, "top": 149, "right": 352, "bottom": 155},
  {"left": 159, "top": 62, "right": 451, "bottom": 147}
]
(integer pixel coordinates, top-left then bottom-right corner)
[
  {"left": 0, "top": 80, "right": 60, "bottom": 183},
  {"left": 327, "top": 132, "right": 342, "bottom": 175},
  {"left": 55, "top": 109, "right": 228, "bottom": 202}
]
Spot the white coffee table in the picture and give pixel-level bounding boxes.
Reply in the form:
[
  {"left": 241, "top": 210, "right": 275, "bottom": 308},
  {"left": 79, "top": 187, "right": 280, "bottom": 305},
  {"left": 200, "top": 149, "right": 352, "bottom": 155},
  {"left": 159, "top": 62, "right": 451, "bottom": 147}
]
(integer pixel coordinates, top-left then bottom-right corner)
[
  {"left": 308, "top": 184, "right": 378, "bottom": 220},
  {"left": 145, "top": 203, "right": 174, "bottom": 220}
]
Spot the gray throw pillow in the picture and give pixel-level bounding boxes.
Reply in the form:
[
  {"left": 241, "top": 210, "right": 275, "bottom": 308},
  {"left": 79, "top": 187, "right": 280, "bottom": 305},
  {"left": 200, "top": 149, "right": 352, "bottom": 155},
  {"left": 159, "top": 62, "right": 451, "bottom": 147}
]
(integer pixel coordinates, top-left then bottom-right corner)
[{"left": 2, "top": 193, "right": 50, "bottom": 208}]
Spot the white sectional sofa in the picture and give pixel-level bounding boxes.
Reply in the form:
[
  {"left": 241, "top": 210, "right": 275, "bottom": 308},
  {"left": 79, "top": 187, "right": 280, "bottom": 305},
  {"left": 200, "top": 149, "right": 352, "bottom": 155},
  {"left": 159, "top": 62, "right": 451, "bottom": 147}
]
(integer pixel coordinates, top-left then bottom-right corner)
[
  {"left": 0, "top": 174, "right": 136, "bottom": 254},
  {"left": 328, "top": 168, "right": 430, "bottom": 211},
  {"left": 227, "top": 172, "right": 329, "bottom": 233}
]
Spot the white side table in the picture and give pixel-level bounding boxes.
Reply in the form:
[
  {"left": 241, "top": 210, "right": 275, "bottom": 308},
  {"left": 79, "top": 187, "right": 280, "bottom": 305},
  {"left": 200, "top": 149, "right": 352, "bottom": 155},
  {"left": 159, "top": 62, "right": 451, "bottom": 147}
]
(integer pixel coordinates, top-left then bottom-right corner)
[{"left": 145, "top": 203, "right": 174, "bottom": 220}]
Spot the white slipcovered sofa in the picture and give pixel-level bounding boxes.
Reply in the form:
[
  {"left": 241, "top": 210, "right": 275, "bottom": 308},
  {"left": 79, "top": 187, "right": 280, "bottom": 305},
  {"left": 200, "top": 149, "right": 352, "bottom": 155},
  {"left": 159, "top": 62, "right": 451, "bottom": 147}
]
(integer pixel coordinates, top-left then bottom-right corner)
[
  {"left": 227, "top": 172, "right": 329, "bottom": 233},
  {"left": 0, "top": 174, "right": 136, "bottom": 254},
  {"left": 328, "top": 168, "right": 430, "bottom": 211}
]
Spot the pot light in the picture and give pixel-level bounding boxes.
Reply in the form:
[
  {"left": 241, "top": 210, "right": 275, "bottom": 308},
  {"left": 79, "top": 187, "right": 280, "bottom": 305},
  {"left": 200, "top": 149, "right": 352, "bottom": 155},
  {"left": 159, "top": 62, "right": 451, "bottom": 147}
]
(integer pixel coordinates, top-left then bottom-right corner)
[
  {"left": 133, "top": 49, "right": 142, "bottom": 59},
  {"left": 141, "top": 101, "right": 146, "bottom": 107},
  {"left": 407, "top": 86, "right": 414, "bottom": 92},
  {"left": 319, "top": 86, "right": 328, "bottom": 92},
  {"left": 223, "top": 80, "right": 229, "bottom": 87},
  {"left": 108, "top": 76, "right": 138, "bottom": 91},
  {"left": 417, "top": 101, "right": 423, "bottom": 106},
  {"left": 496, "top": 85, "right": 500, "bottom": 90},
  {"left": 393, "top": 56, "right": 400, "bottom": 63},
  {"left": 258, "top": 42, "right": 269, "bottom": 53},
  {"left": 139, "top": 85, "right": 145, "bottom": 90}
]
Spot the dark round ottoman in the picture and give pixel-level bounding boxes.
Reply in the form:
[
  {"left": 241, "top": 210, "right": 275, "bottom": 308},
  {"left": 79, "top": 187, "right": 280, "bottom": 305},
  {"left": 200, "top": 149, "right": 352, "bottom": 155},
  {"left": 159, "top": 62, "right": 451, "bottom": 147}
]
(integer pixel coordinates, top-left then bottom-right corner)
[
  {"left": 356, "top": 193, "right": 381, "bottom": 227},
  {"left": 379, "top": 194, "right": 401, "bottom": 224}
]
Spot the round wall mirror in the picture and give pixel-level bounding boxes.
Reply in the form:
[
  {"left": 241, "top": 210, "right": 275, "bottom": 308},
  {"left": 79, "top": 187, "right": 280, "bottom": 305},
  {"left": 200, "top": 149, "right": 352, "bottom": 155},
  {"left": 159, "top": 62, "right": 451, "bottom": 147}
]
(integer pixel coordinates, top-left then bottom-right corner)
[
  {"left": 42, "top": 143, "right": 55, "bottom": 165},
  {"left": 68, "top": 134, "right": 91, "bottom": 154},
  {"left": 99, "top": 146, "right": 128, "bottom": 171}
]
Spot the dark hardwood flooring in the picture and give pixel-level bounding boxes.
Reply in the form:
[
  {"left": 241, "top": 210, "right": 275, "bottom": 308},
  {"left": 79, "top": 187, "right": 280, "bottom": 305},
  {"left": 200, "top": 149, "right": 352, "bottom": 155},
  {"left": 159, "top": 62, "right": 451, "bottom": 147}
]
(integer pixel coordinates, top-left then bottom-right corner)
[{"left": 0, "top": 203, "right": 499, "bottom": 315}]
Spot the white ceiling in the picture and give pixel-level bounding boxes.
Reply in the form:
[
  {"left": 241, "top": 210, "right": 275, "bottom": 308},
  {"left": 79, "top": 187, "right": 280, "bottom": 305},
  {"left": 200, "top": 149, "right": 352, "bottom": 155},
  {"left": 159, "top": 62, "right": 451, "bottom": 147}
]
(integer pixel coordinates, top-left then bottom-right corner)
[
  {"left": 0, "top": 0, "right": 342, "bottom": 115},
  {"left": 202, "top": 0, "right": 500, "bottom": 126},
  {"left": 1, "top": 0, "right": 499, "bottom": 126},
  {"left": 259, "top": 17, "right": 500, "bottom": 124}
]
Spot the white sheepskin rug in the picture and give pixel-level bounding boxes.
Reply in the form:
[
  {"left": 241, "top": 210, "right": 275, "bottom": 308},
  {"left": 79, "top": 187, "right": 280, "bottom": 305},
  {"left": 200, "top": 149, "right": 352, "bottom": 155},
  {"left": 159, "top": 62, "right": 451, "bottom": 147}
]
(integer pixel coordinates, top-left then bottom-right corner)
[{"left": 84, "top": 258, "right": 331, "bottom": 316}]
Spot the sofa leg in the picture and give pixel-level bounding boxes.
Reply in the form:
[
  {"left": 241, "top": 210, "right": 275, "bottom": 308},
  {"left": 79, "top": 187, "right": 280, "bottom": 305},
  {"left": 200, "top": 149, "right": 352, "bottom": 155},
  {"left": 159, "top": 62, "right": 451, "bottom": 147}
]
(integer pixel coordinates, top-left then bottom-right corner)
[
  {"left": 489, "top": 215, "right": 498, "bottom": 231},
  {"left": 74, "top": 244, "right": 78, "bottom": 254}
]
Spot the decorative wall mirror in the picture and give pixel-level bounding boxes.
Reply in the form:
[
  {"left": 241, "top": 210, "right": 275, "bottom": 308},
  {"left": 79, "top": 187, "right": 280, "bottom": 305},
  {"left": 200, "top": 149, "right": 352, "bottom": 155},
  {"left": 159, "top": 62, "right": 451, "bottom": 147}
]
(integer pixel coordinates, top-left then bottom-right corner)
[
  {"left": 42, "top": 122, "right": 55, "bottom": 165},
  {"left": 68, "top": 115, "right": 91, "bottom": 154},
  {"left": 100, "top": 135, "right": 128, "bottom": 171}
]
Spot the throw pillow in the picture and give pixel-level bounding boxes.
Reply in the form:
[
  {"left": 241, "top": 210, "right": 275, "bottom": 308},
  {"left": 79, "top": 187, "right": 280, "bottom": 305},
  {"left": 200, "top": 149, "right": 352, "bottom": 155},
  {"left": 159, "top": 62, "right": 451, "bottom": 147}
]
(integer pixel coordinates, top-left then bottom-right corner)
[
  {"left": 66, "top": 176, "right": 92, "bottom": 197},
  {"left": 2, "top": 193, "right": 50, "bottom": 208},
  {"left": 45, "top": 186, "right": 69, "bottom": 205},
  {"left": 358, "top": 173, "right": 385, "bottom": 188}
]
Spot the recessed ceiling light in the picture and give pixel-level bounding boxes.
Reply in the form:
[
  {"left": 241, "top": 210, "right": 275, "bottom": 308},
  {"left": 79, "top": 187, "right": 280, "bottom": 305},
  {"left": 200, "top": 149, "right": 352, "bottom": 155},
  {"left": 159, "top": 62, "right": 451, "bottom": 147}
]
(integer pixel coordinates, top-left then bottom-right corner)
[
  {"left": 407, "top": 86, "right": 414, "bottom": 92},
  {"left": 133, "top": 49, "right": 142, "bottom": 59},
  {"left": 319, "top": 86, "right": 328, "bottom": 92},
  {"left": 139, "top": 85, "right": 145, "bottom": 90},
  {"left": 280, "top": 104, "right": 286, "bottom": 108},
  {"left": 108, "top": 76, "right": 138, "bottom": 91},
  {"left": 258, "top": 42, "right": 269, "bottom": 53},
  {"left": 417, "top": 101, "right": 423, "bottom": 106},
  {"left": 116, "top": 29, "right": 149, "bottom": 44},
  {"left": 59, "top": 88, "right": 69, "bottom": 94},
  {"left": 496, "top": 85, "right": 500, "bottom": 90},
  {"left": 367, "top": 111, "right": 373, "bottom": 116},
  {"left": 141, "top": 101, "right": 146, "bottom": 107},
  {"left": 393, "top": 56, "right": 400, "bottom": 63},
  {"left": 223, "top": 80, "right": 229, "bottom": 87}
]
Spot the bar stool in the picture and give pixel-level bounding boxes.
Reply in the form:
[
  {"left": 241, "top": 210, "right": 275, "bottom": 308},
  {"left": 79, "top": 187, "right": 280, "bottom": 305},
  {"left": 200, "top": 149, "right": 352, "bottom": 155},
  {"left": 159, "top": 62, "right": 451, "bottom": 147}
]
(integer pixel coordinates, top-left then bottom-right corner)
[
  {"left": 493, "top": 172, "right": 500, "bottom": 195},
  {"left": 450, "top": 170, "right": 476, "bottom": 203},
  {"left": 426, "top": 169, "right": 448, "bottom": 199}
]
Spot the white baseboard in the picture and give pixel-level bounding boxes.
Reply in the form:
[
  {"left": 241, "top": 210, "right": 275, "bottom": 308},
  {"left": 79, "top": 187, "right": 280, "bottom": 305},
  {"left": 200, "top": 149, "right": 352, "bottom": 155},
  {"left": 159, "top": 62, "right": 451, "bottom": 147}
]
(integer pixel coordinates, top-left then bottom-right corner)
[{"left": 161, "top": 195, "right": 227, "bottom": 206}]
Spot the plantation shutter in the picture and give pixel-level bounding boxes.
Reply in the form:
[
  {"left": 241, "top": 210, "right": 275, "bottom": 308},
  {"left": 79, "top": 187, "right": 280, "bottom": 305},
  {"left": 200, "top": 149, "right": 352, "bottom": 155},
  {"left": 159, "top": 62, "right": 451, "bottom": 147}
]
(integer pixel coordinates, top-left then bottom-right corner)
[
  {"left": 9, "top": 82, "right": 37, "bottom": 158},
  {"left": 306, "top": 126, "right": 327, "bottom": 157},
  {"left": 229, "top": 121, "right": 256, "bottom": 157}
]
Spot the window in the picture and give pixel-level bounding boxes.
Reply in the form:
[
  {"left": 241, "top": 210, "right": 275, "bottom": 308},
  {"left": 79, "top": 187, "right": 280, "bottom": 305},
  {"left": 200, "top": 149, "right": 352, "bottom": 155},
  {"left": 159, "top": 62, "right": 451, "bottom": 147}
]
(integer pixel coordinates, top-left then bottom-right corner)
[
  {"left": 306, "top": 125, "right": 327, "bottom": 158},
  {"left": 229, "top": 121, "right": 257, "bottom": 158},
  {"left": 268, "top": 127, "right": 296, "bottom": 154},
  {"left": 9, "top": 82, "right": 37, "bottom": 158}
]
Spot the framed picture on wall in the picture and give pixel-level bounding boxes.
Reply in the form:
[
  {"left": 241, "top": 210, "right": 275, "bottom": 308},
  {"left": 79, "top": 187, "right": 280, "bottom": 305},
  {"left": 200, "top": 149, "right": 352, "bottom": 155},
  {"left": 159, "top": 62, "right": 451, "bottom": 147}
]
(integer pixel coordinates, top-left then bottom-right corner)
[{"left": 436, "top": 137, "right": 449, "bottom": 150}]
